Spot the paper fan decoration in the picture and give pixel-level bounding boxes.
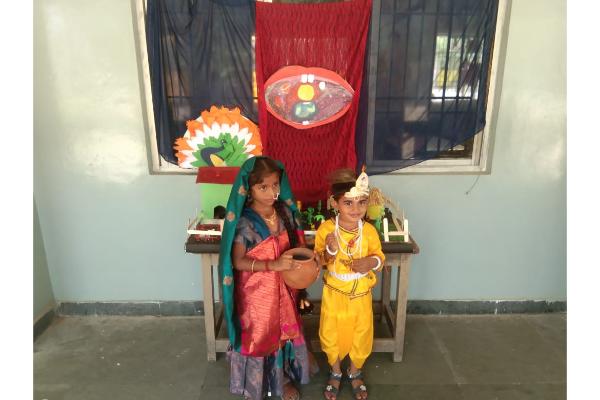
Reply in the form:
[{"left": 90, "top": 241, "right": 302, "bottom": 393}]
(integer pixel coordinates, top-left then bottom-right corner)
[{"left": 174, "top": 106, "right": 262, "bottom": 168}]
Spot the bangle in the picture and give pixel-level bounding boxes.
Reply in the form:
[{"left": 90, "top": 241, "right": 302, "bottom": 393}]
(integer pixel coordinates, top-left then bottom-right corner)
[
  {"left": 326, "top": 245, "right": 338, "bottom": 256},
  {"left": 371, "top": 256, "right": 382, "bottom": 271},
  {"left": 251, "top": 259, "right": 256, "bottom": 273},
  {"left": 265, "top": 261, "right": 270, "bottom": 271}
]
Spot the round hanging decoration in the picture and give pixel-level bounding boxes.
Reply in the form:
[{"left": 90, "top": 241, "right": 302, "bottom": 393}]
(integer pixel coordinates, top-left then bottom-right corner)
[{"left": 264, "top": 66, "right": 354, "bottom": 130}]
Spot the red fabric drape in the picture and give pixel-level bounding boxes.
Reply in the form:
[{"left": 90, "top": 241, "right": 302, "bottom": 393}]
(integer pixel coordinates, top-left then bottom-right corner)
[{"left": 255, "top": 0, "right": 372, "bottom": 205}]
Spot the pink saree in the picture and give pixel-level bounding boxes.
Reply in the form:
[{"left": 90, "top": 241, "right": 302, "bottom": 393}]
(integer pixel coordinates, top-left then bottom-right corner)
[{"left": 234, "top": 230, "right": 304, "bottom": 356}]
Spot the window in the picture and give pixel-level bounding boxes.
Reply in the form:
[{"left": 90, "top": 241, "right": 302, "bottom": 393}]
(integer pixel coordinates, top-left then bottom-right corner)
[
  {"left": 132, "top": 0, "right": 256, "bottom": 174},
  {"left": 132, "top": 0, "right": 509, "bottom": 174},
  {"left": 365, "top": 0, "right": 509, "bottom": 174}
]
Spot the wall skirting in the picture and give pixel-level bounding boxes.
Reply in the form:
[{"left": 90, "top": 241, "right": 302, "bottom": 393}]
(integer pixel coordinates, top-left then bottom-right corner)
[
  {"left": 56, "top": 300, "right": 566, "bottom": 317},
  {"left": 57, "top": 301, "right": 204, "bottom": 316},
  {"left": 34, "top": 307, "right": 56, "bottom": 340}
]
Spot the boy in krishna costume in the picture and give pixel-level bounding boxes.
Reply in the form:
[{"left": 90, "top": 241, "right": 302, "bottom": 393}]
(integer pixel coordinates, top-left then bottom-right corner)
[{"left": 315, "top": 168, "right": 385, "bottom": 400}]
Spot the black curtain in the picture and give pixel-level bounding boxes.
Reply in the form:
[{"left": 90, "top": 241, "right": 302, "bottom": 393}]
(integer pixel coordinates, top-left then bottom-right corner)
[
  {"left": 146, "top": 0, "right": 256, "bottom": 165},
  {"left": 147, "top": 0, "right": 498, "bottom": 171},
  {"left": 357, "top": 0, "right": 499, "bottom": 173}
]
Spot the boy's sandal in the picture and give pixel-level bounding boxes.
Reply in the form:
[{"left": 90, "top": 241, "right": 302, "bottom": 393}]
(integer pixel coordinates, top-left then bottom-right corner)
[
  {"left": 323, "top": 371, "right": 343, "bottom": 400},
  {"left": 347, "top": 369, "right": 368, "bottom": 400}
]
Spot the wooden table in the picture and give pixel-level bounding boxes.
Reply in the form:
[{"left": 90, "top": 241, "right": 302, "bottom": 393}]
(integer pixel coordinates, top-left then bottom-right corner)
[{"left": 185, "top": 236, "right": 419, "bottom": 362}]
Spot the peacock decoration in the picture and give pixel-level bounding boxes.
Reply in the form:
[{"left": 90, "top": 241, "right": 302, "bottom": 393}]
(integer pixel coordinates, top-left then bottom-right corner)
[{"left": 174, "top": 106, "right": 263, "bottom": 168}]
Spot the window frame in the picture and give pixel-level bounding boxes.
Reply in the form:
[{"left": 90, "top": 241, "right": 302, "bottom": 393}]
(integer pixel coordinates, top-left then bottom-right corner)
[
  {"left": 132, "top": 0, "right": 196, "bottom": 175},
  {"left": 131, "top": 0, "right": 510, "bottom": 175},
  {"left": 366, "top": 0, "right": 511, "bottom": 175}
]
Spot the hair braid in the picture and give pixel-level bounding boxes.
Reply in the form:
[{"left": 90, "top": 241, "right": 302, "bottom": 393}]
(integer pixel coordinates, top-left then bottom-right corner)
[{"left": 274, "top": 200, "right": 298, "bottom": 248}]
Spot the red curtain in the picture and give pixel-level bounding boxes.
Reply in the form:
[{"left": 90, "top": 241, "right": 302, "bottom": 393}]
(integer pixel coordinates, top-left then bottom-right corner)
[{"left": 255, "top": 0, "right": 372, "bottom": 205}]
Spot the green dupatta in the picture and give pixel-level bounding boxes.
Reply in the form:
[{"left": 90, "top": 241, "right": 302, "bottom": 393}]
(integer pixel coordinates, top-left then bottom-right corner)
[{"left": 218, "top": 156, "right": 300, "bottom": 352}]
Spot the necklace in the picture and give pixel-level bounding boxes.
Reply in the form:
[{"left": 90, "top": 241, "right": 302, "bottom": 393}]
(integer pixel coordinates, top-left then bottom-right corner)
[
  {"left": 335, "top": 215, "right": 363, "bottom": 257},
  {"left": 260, "top": 209, "right": 278, "bottom": 225},
  {"left": 333, "top": 215, "right": 364, "bottom": 276}
]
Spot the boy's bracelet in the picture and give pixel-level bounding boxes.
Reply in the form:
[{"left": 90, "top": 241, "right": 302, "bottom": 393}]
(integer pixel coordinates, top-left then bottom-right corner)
[
  {"left": 326, "top": 245, "right": 338, "bottom": 256},
  {"left": 371, "top": 256, "right": 382, "bottom": 271}
]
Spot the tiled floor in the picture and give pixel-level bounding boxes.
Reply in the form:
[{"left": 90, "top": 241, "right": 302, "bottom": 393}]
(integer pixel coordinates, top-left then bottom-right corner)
[{"left": 34, "top": 314, "right": 566, "bottom": 400}]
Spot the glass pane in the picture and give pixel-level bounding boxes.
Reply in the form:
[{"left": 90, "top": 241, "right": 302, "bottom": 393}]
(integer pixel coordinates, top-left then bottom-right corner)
[{"left": 366, "top": 0, "right": 499, "bottom": 168}]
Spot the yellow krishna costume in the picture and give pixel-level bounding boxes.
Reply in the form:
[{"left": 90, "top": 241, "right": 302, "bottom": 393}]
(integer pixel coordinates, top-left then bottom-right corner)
[{"left": 314, "top": 171, "right": 385, "bottom": 369}]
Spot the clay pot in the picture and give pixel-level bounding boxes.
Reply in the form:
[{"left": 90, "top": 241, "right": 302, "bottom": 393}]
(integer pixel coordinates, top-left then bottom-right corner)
[{"left": 281, "top": 247, "right": 319, "bottom": 289}]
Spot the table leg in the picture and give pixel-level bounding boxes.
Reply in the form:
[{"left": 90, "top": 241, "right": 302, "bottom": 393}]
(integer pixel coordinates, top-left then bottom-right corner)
[
  {"left": 201, "top": 254, "right": 216, "bottom": 361},
  {"left": 216, "top": 254, "right": 223, "bottom": 304},
  {"left": 393, "top": 253, "right": 412, "bottom": 362},
  {"left": 381, "top": 265, "right": 391, "bottom": 321},
  {"left": 212, "top": 254, "right": 225, "bottom": 338}
]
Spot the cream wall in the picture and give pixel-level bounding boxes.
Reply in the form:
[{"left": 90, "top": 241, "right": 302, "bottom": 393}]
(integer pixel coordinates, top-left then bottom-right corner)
[{"left": 33, "top": 0, "right": 565, "bottom": 302}]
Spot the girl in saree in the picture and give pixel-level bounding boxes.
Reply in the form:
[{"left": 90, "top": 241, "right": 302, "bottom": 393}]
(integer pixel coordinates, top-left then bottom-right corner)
[{"left": 219, "top": 156, "right": 318, "bottom": 400}]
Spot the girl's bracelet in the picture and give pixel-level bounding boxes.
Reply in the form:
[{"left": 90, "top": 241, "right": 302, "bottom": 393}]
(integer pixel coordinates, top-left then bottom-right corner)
[{"left": 251, "top": 259, "right": 256, "bottom": 273}]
